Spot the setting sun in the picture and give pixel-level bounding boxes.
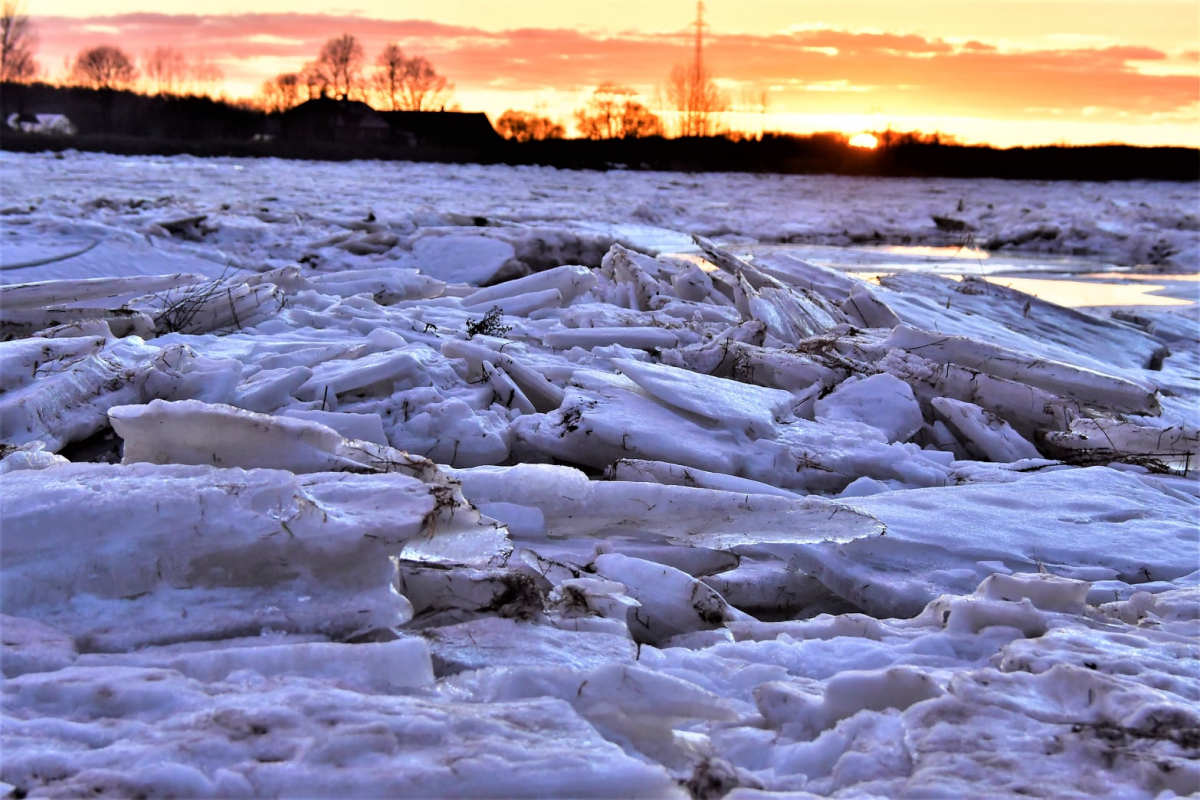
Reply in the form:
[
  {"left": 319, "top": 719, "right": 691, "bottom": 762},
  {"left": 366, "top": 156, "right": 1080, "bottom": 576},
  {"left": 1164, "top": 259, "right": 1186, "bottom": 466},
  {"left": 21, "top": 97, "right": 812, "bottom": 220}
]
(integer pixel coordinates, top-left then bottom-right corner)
[{"left": 848, "top": 133, "right": 879, "bottom": 149}]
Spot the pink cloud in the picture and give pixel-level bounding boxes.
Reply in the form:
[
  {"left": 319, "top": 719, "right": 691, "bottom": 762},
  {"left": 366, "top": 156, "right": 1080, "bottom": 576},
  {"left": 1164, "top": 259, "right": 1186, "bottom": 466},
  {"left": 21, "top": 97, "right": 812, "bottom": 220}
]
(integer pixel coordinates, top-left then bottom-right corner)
[{"left": 31, "top": 13, "right": 1199, "bottom": 121}]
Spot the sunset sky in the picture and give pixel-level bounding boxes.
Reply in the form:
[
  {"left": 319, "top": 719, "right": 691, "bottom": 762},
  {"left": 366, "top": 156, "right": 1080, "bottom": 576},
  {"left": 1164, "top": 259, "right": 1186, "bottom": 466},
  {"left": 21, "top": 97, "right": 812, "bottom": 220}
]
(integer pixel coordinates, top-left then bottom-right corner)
[{"left": 28, "top": 0, "right": 1200, "bottom": 147}]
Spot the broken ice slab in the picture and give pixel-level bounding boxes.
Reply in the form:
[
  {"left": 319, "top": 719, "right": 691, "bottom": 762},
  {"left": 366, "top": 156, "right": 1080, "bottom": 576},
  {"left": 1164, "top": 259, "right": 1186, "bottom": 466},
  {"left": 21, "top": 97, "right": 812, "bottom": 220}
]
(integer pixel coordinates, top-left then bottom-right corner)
[
  {"left": 813, "top": 373, "right": 925, "bottom": 443},
  {"left": 0, "top": 273, "right": 208, "bottom": 311},
  {"left": 1041, "top": 417, "right": 1199, "bottom": 470},
  {"left": 0, "top": 335, "right": 108, "bottom": 392},
  {"left": 514, "top": 383, "right": 949, "bottom": 494},
  {"left": 139, "top": 280, "right": 285, "bottom": 335},
  {"left": 606, "top": 458, "right": 801, "bottom": 498},
  {"left": 108, "top": 399, "right": 511, "bottom": 566},
  {"left": 696, "top": 235, "right": 849, "bottom": 341},
  {"left": 610, "top": 356, "right": 796, "bottom": 438},
  {"left": 450, "top": 462, "right": 883, "bottom": 552},
  {"left": 110, "top": 398, "right": 430, "bottom": 476},
  {"left": 661, "top": 337, "right": 836, "bottom": 394},
  {"left": 0, "top": 307, "right": 155, "bottom": 340},
  {"left": 0, "top": 338, "right": 182, "bottom": 451},
  {"left": 304, "top": 266, "right": 445, "bottom": 304},
  {"left": 279, "top": 409, "right": 389, "bottom": 446},
  {"left": 876, "top": 272, "right": 1166, "bottom": 373},
  {"left": 878, "top": 349, "right": 1073, "bottom": 441},
  {"left": 932, "top": 397, "right": 1042, "bottom": 463},
  {"left": 297, "top": 345, "right": 451, "bottom": 404},
  {"left": 592, "top": 553, "right": 737, "bottom": 644},
  {"left": 462, "top": 287, "right": 564, "bottom": 317},
  {"left": 789, "top": 466, "right": 1200, "bottom": 618},
  {"left": 443, "top": 338, "right": 565, "bottom": 413},
  {"left": 74, "top": 636, "right": 437, "bottom": 693},
  {"left": 0, "top": 463, "right": 479, "bottom": 649},
  {"left": 885, "top": 325, "right": 1161, "bottom": 416},
  {"left": 410, "top": 233, "right": 519, "bottom": 285},
  {"left": 544, "top": 326, "right": 681, "bottom": 351},
  {"left": 461, "top": 264, "right": 597, "bottom": 308}
]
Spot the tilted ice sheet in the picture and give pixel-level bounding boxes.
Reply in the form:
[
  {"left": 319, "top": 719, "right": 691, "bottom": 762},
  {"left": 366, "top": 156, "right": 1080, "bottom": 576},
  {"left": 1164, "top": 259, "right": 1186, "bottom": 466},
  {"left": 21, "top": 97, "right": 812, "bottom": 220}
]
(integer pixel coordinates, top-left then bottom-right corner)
[{"left": 792, "top": 466, "right": 1200, "bottom": 617}]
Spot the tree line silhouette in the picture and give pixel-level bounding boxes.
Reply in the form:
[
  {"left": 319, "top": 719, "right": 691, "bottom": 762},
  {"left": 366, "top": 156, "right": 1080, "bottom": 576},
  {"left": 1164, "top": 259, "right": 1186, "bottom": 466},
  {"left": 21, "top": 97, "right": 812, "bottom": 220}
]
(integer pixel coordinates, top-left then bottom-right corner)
[{"left": 0, "top": 0, "right": 730, "bottom": 141}]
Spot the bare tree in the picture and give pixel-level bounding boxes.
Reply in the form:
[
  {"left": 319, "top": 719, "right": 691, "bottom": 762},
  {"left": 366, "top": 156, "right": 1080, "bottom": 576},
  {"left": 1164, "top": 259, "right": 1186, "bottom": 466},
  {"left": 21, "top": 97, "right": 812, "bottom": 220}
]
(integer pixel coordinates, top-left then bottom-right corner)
[
  {"left": 300, "top": 60, "right": 331, "bottom": 100},
  {"left": 141, "top": 46, "right": 187, "bottom": 95},
  {"left": 71, "top": 45, "right": 136, "bottom": 91},
  {"left": 258, "top": 72, "right": 301, "bottom": 113},
  {"left": 667, "top": 63, "right": 726, "bottom": 137},
  {"left": 317, "top": 33, "right": 363, "bottom": 100},
  {"left": 189, "top": 53, "right": 223, "bottom": 98},
  {"left": 495, "top": 110, "right": 564, "bottom": 142},
  {"left": 1, "top": 0, "right": 37, "bottom": 83},
  {"left": 397, "top": 55, "right": 453, "bottom": 111},
  {"left": 372, "top": 42, "right": 405, "bottom": 111},
  {"left": 574, "top": 83, "right": 661, "bottom": 140}
]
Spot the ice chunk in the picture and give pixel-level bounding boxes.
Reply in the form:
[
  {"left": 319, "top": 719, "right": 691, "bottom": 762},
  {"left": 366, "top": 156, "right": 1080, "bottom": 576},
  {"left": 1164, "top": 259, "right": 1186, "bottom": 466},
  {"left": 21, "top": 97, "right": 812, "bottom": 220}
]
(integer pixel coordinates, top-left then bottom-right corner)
[
  {"left": 885, "top": 325, "right": 1161, "bottom": 416},
  {"left": 877, "top": 273, "right": 1166, "bottom": 374},
  {"left": 411, "top": 233, "right": 517, "bottom": 285},
  {"left": 306, "top": 266, "right": 444, "bottom": 303},
  {"left": 1042, "top": 417, "right": 1199, "bottom": 470},
  {"left": 0, "top": 338, "right": 178, "bottom": 451},
  {"left": 111, "top": 399, "right": 427, "bottom": 476},
  {"left": 792, "top": 467, "right": 1200, "bottom": 617},
  {"left": 451, "top": 464, "right": 882, "bottom": 551},
  {"left": 931, "top": 397, "right": 1042, "bottom": 462},
  {"left": 463, "top": 264, "right": 597, "bottom": 308},
  {"left": 0, "top": 463, "right": 474, "bottom": 649},
  {"left": 545, "top": 327, "right": 680, "bottom": 351},
  {"left": 280, "top": 409, "right": 389, "bottom": 446},
  {"left": 81, "top": 638, "right": 436, "bottom": 693},
  {"left": 593, "top": 553, "right": 735, "bottom": 644},
  {"left": 0, "top": 273, "right": 208, "bottom": 311},
  {"left": 814, "top": 374, "right": 924, "bottom": 443},
  {"left": 611, "top": 357, "right": 795, "bottom": 438}
]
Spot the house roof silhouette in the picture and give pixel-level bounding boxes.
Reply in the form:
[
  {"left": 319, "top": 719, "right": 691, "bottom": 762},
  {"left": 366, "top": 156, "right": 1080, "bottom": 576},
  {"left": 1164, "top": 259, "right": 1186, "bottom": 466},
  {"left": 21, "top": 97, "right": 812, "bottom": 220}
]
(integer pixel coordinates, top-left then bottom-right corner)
[
  {"left": 381, "top": 111, "right": 502, "bottom": 149},
  {"left": 282, "top": 98, "right": 389, "bottom": 143}
]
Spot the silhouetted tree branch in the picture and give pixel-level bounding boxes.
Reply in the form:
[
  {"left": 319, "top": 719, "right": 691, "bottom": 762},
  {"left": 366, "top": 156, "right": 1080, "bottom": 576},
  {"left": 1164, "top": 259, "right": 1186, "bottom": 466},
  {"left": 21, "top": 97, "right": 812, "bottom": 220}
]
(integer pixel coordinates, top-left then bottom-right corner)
[
  {"left": 496, "top": 109, "right": 565, "bottom": 142},
  {"left": 574, "top": 83, "right": 662, "bottom": 139},
  {"left": 397, "top": 55, "right": 453, "bottom": 111},
  {"left": 1, "top": 0, "right": 38, "bottom": 83},
  {"left": 372, "top": 43, "right": 405, "bottom": 111},
  {"left": 667, "top": 62, "right": 726, "bottom": 137},
  {"left": 259, "top": 72, "right": 301, "bottom": 112},
  {"left": 317, "top": 34, "right": 363, "bottom": 100},
  {"left": 71, "top": 45, "right": 136, "bottom": 91}
]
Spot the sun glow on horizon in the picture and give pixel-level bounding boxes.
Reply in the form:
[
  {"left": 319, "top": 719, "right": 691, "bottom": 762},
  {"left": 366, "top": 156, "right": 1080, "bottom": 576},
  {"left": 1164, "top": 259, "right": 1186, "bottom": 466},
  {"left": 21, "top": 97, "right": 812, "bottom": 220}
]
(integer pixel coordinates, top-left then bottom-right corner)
[{"left": 848, "top": 132, "right": 878, "bottom": 149}]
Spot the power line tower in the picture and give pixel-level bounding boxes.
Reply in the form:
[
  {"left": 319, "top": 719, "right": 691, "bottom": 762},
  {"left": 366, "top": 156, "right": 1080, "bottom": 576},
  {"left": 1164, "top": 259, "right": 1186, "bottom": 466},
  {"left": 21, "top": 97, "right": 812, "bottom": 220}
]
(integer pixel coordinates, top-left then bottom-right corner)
[{"left": 689, "top": 1, "right": 707, "bottom": 79}]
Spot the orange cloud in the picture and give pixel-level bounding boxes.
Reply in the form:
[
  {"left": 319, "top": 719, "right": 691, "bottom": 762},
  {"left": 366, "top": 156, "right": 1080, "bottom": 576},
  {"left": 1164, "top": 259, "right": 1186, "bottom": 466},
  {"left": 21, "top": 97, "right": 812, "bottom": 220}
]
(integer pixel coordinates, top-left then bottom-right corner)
[{"left": 33, "top": 13, "right": 1200, "bottom": 134}]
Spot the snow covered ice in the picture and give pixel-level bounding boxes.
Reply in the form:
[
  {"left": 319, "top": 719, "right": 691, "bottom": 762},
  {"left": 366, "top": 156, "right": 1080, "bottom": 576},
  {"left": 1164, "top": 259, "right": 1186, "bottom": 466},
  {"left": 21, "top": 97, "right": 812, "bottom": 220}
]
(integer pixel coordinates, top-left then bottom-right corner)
[{"left": 1, "top": 150, "right": 1198, "bottom": 798}]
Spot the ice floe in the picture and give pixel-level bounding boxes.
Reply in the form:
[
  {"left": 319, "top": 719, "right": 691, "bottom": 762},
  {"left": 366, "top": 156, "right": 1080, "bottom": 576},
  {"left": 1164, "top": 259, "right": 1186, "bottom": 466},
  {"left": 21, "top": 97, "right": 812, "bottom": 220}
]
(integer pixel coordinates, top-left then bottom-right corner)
[{"left": 0, "top": 151, "right": 1196, "bottom": 797}]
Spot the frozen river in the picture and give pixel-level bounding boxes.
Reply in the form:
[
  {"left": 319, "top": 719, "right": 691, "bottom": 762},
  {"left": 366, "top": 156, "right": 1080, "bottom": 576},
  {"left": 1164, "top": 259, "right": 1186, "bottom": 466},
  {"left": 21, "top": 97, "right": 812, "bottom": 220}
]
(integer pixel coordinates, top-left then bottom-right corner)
[{"left": 1, "top": 151, "right": 1197, "bottom": 797}]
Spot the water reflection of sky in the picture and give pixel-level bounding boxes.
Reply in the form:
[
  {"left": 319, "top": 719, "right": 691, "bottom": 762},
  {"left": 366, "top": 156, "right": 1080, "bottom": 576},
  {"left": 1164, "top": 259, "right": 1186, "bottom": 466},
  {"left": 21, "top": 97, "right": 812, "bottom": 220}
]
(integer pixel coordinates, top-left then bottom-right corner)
[
  {"left": 852, "top": 273, "right": 1198, "bottom": 309},
  {"left": 665, "top": 243, "right": 1198, "bottom": 311}
]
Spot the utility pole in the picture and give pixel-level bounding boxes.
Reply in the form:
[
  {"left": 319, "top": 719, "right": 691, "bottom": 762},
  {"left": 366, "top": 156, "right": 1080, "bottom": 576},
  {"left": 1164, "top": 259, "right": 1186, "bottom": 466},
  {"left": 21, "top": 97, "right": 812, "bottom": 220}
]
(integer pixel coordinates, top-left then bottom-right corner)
[{"left": 691, "top": 1, "right": 706, "bottom": 79}]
